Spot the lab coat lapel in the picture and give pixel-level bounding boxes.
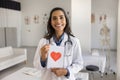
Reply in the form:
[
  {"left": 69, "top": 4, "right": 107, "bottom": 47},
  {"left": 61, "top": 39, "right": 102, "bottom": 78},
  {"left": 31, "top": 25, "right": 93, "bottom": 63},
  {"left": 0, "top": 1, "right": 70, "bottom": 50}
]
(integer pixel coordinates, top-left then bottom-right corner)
[
  {"left": 49, "top": 37, "right": 56, "bottom": 45},
  {"left": 60, "top": 33, "right": 68, "bottom": 47}
]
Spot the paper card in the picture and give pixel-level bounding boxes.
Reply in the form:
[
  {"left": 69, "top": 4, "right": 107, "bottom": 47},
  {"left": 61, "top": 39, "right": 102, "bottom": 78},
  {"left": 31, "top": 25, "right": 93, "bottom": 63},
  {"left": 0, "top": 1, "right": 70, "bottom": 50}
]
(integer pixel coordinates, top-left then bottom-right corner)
[
  {"left": 23, "top": 68, "right": 41, "bottom": 77},
  {"left": 47, "top": 45, "right": 64, "bottom": 68}
]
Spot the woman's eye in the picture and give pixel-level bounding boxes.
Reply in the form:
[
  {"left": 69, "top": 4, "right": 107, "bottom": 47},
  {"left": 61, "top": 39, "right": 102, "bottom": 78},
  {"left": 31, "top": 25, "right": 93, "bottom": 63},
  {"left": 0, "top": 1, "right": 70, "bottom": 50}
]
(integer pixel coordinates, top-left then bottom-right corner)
[
  {"left": 60, "top": 16, "right": 63, "bottom": 19},
  {"left": 52, "top": 17, "right": 57, "bottom": 20},
  {"left": 52, "top": 16, "right": 64, "bottom": 21}
]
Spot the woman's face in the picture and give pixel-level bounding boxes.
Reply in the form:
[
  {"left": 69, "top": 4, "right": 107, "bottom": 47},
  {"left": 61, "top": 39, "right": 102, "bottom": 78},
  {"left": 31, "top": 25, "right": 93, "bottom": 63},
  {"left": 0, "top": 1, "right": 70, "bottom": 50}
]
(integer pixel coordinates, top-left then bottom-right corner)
[{"left": 51, "top": 10, "right": 66, "bottom": 34}]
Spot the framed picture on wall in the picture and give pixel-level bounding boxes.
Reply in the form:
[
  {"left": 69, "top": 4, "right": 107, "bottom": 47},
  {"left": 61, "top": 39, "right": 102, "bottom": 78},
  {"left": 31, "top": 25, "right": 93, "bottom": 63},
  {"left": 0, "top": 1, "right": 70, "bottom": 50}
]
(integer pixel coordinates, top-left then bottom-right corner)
[
  {"left": 34, "top": 15, "right": 39, "bottom": 24},
  {"left": 24, "top": 16, "right": 30, "bottom": 25}
]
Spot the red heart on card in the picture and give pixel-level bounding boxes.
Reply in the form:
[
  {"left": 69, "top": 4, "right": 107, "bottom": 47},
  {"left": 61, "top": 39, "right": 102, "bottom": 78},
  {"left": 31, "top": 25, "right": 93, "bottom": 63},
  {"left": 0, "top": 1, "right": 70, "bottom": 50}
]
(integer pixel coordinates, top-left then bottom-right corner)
[{"left": 50, "top": 51, "right": 61, "bottom": 61}]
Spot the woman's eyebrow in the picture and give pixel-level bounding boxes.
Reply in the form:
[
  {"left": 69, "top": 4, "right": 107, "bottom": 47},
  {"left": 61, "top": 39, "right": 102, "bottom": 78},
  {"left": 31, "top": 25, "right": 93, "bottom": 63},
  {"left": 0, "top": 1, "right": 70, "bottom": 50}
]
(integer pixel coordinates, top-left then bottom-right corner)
[
  {"left": 52, "top": 14, "right": 64, "bottom": 17},
  {"left": 59, "top": 15, "right": 64, "bottom": 17}
]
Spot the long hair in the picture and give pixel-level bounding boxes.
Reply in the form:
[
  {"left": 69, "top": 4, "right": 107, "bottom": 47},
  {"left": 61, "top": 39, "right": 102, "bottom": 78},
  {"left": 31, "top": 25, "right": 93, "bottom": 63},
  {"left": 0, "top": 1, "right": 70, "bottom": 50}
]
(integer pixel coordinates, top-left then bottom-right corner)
[{"left": 44, "top": 7, "right": 74, "bottom": 39}]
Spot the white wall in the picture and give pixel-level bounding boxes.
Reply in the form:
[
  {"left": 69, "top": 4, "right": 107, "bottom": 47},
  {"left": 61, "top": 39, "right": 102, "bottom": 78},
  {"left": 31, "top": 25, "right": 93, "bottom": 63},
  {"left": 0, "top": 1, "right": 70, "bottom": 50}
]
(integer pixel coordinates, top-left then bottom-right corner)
[
  {"left": 71, "top": 0, "right": 91, "bottom": 52},
  {"left": 91, "top": 0, "right": 118, "bottom": 50},
  {"left": 20, "top": 0, "right": 91, "bottom": 52},
  {"left": 20, "top": 0, "right": 71, "bottom": 46},
  {"left": 117, "top": 0, "right": 120, "bottom": 79}
]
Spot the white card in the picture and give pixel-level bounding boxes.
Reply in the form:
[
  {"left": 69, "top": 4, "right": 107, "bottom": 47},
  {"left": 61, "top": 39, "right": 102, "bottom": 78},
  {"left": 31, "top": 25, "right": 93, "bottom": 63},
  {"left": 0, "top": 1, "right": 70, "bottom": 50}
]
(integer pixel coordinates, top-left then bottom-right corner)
[
  {"left": 23, "top": 68, "right": 41, "bottom": 77},
  {"left": 47, "top": 45, "right": 64, "bottom": 68}
]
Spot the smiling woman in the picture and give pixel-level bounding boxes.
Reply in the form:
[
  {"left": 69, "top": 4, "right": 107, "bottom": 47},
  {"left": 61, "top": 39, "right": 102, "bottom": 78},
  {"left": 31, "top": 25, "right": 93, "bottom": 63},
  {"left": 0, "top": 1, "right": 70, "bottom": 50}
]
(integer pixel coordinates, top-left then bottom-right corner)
[{"left": 33, "top": 7, "right": 83, "bottom": 80}]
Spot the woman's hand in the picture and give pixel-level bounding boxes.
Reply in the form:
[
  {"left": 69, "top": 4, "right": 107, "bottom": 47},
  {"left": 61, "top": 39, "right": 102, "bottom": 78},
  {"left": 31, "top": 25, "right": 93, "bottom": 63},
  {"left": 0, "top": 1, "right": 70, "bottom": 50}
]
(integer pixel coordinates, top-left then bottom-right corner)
[
  {"left": 51, "top": 68, "right": 67, "bottom": 77},
  {"left": 40, "top": 44, "right": 50, "bottom": 61}
]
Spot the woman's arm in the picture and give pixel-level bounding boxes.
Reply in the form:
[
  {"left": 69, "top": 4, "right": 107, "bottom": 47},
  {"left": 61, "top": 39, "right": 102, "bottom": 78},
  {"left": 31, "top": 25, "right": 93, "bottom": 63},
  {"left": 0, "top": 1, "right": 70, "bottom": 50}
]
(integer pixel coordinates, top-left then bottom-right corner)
[{"left": 33, "top": 38, "right": 48, "bottom": 69}]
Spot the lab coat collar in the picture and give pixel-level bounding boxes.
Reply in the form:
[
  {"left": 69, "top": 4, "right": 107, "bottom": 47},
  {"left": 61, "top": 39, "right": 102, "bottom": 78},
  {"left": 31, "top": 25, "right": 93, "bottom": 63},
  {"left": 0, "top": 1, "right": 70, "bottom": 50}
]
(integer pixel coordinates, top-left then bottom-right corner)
[{"left": 49, "top": 33, "right": 68, "bottom": 47}]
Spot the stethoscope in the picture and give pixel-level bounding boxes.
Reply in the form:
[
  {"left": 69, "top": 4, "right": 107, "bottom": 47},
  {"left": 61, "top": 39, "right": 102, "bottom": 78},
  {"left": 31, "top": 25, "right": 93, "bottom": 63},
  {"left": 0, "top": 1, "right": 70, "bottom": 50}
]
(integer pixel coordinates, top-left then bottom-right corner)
[
  {"left": 64, "top": 34, "right": 73, "bottom": 57},
  {"left": 63, "top": 34, "right": 73, "bottom": 67}
]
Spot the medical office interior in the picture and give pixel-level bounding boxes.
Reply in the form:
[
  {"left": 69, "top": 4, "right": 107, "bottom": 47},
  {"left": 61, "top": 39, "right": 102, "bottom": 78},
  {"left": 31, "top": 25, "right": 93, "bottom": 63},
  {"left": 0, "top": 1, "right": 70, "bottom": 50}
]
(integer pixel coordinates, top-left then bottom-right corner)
[{"left": 0, "top": 0, "right": 120, "bottom": 80}]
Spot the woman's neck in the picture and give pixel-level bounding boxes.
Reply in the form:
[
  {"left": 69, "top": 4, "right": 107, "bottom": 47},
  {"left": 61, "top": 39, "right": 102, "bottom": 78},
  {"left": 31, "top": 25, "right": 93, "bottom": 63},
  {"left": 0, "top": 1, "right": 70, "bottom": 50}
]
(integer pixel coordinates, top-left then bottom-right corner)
[{"left": 55, "top": 31, "right": 64, "bottom": 40}]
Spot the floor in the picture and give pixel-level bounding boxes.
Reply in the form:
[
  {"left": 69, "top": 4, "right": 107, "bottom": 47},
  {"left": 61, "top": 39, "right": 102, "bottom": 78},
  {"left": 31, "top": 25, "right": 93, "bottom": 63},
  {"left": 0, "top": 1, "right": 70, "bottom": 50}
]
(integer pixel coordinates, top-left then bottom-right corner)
[{"left": 0, "top": 47, "right": 116, "bottom": 80}]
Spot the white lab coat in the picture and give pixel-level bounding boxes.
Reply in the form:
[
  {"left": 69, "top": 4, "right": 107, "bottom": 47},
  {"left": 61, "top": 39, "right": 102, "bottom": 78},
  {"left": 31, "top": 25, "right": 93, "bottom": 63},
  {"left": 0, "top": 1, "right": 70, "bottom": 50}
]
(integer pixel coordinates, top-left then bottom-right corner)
[{"left": 33, "top": 33, "right": 83, "bottom": 80}]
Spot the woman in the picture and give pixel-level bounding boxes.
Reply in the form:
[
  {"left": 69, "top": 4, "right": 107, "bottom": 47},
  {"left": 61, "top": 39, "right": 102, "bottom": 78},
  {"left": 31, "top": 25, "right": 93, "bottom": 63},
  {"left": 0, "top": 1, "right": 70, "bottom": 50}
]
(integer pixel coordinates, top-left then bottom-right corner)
[{"left": 33, "top": 7, "right": 83, "bottom": 80}]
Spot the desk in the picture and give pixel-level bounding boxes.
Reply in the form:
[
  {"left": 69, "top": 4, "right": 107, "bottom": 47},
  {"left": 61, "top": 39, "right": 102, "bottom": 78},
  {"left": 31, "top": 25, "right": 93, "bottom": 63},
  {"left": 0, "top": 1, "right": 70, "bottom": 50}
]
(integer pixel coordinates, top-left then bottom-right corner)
[
  {"left": 1, "top": 67, "right": 41, "bottom": 80},
  {"left": 83, "top": 54, "right": 106, "bottom": 74},
  {"left": 1, "top": 67, "right": 89, "bottom": 80}
]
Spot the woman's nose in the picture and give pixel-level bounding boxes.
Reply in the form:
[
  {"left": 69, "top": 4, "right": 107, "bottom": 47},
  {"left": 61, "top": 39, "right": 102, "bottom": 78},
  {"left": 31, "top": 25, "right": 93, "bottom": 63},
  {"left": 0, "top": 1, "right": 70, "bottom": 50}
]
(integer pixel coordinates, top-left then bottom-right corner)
[{"left": 56, "top": 18, "right": 61, "bottom": 23}]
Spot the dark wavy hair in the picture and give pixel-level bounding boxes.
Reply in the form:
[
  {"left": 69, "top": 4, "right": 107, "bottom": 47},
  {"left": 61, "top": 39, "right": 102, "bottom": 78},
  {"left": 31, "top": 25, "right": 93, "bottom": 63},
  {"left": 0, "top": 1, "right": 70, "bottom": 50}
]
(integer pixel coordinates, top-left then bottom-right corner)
[{"left": 44, "top": 7, "right": 74, "bottom": 39}]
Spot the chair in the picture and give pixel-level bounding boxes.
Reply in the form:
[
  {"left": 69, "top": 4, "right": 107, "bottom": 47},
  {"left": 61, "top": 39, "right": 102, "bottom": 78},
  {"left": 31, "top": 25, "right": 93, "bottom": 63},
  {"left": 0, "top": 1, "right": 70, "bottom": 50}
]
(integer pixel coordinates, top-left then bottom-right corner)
[{"left": 86, "top": 65, "right": 99, "bottom": 80}]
